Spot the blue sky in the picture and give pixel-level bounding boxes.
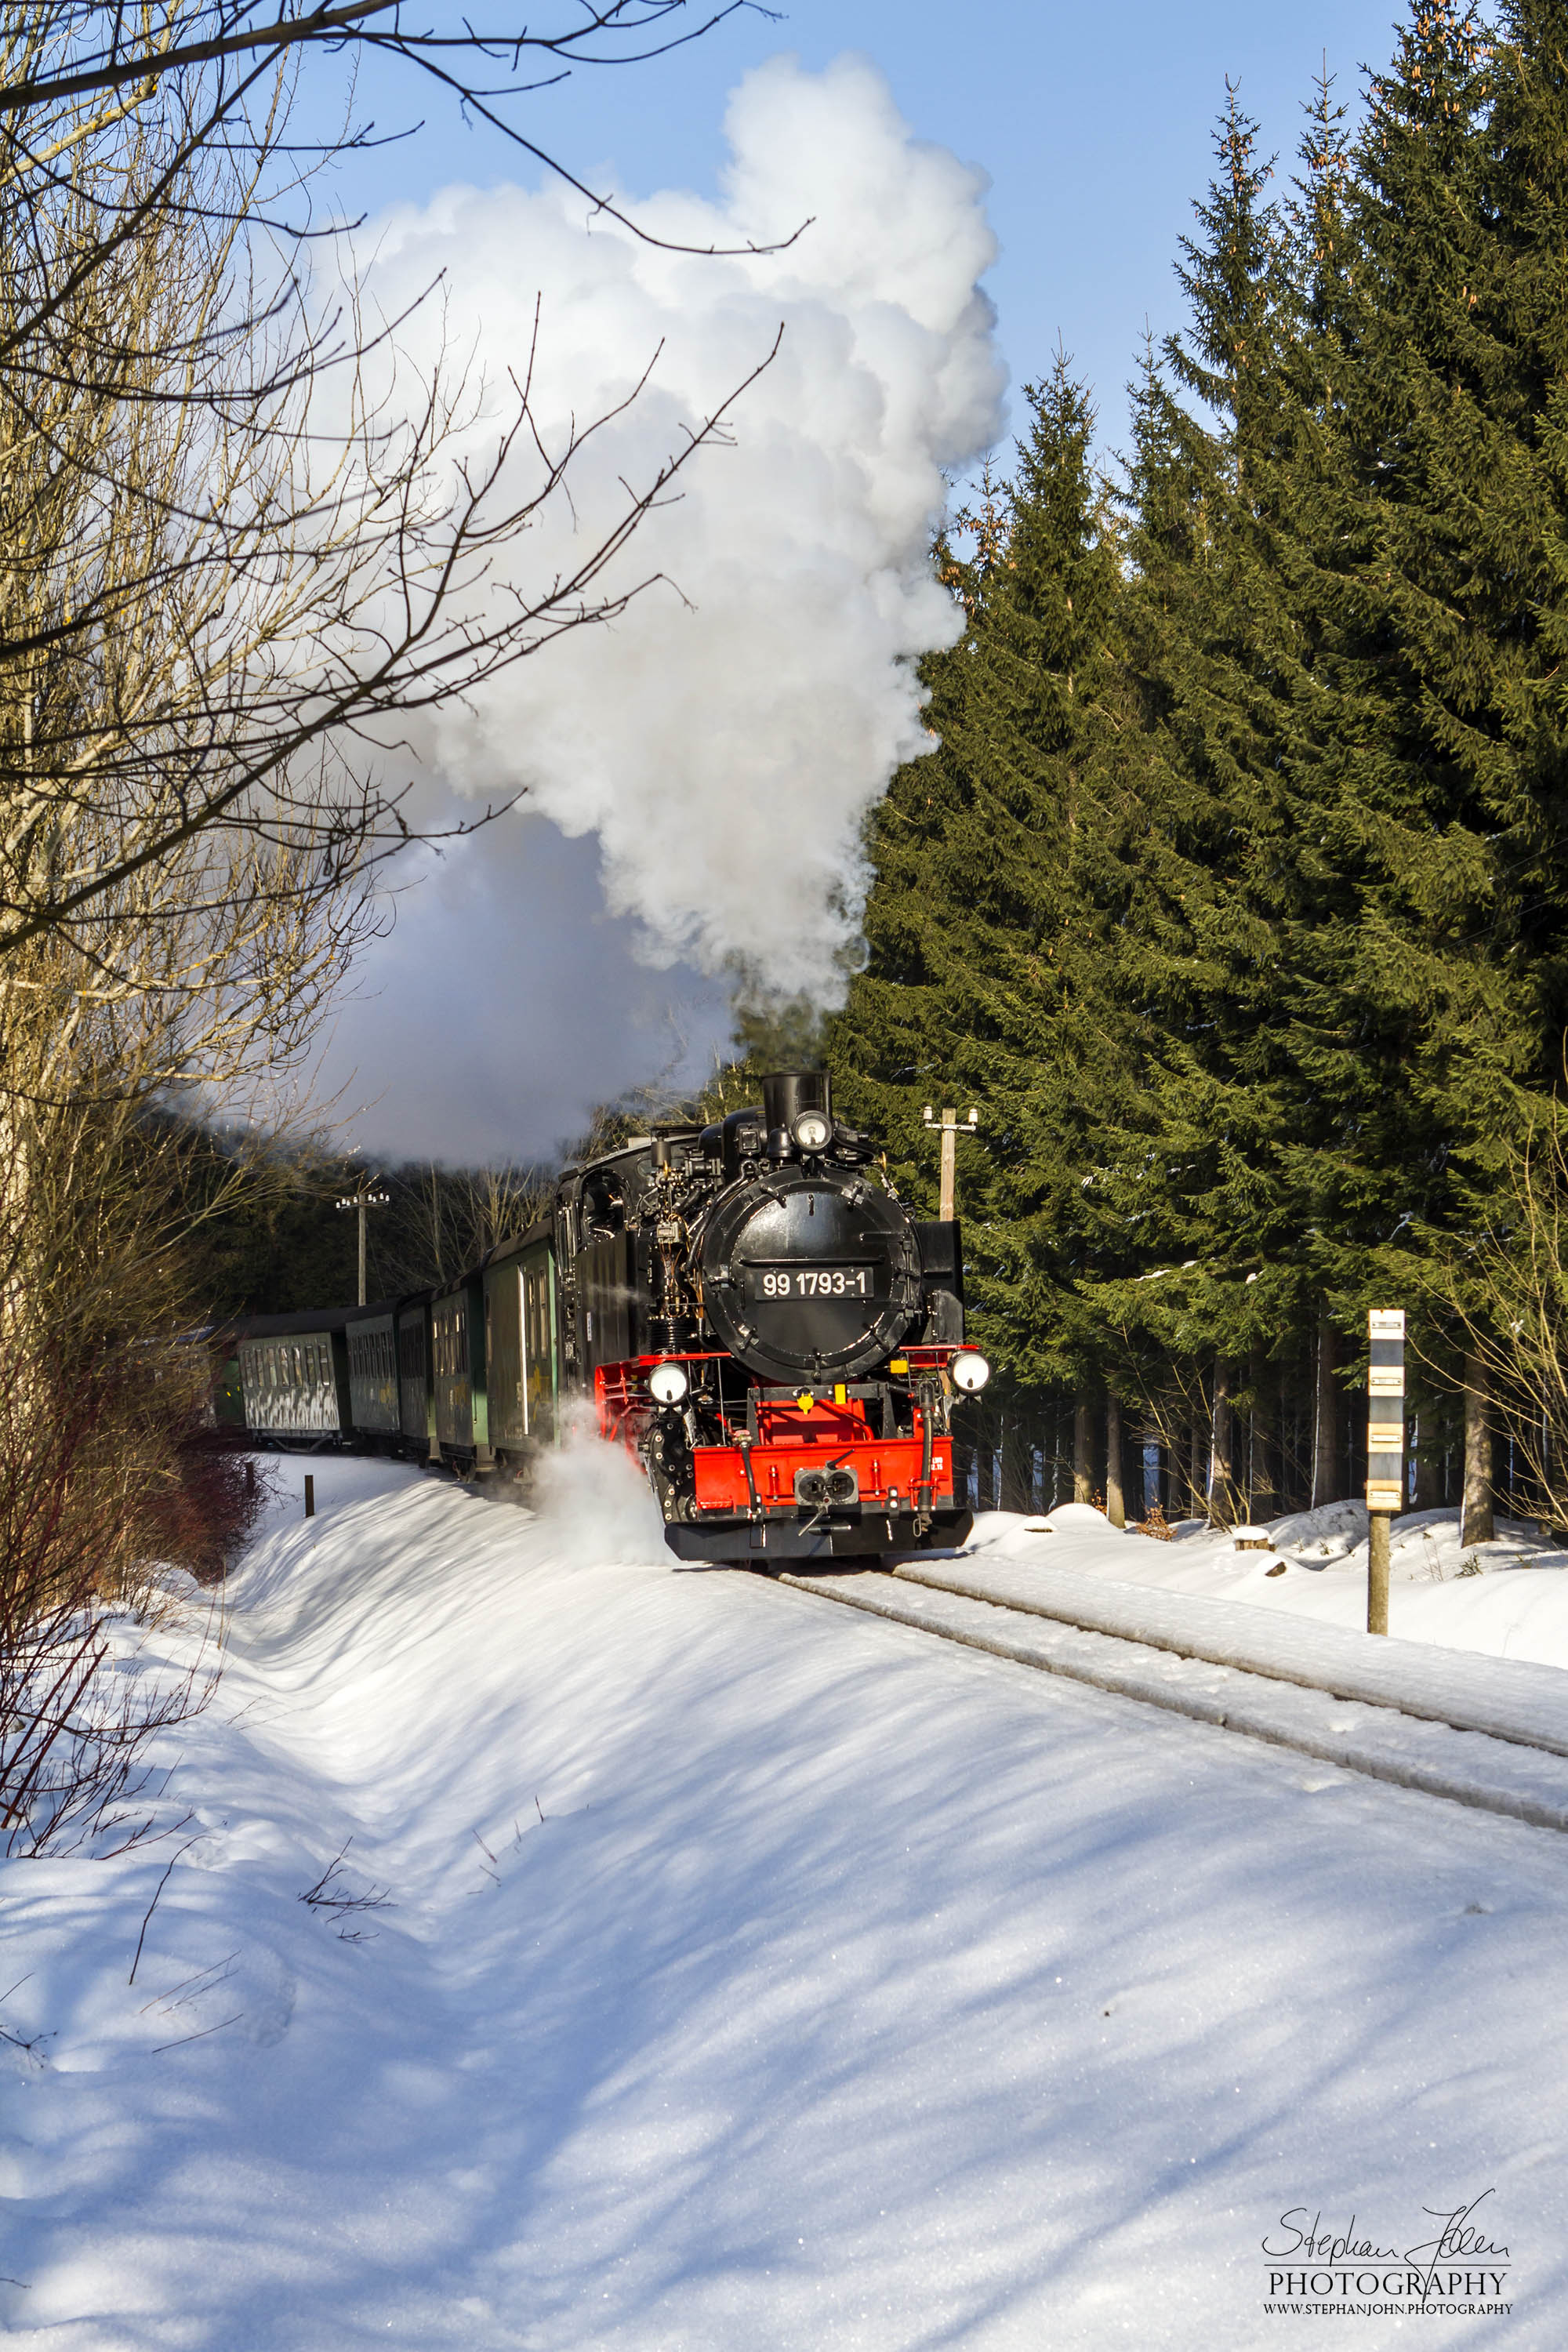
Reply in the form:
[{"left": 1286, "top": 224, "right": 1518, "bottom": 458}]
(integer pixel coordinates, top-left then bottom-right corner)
[
  {"left": 301, "top": 2, "right": 1416, "bottom": 1157},
  {"left": 311, "top": 0, "right": 1407, "bottom": 465}
]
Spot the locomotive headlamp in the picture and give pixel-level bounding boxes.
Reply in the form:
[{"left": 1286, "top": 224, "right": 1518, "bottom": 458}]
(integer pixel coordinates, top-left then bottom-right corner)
[
  {"left": 790, "top": 1108, "right": 832, "bottom": 1152},
  {"left": 949, "top": 1349, "right": 991, "bottom": 1394},
  {"left": 648, "top": 1362, "right": 689, "bottom": 1406}
]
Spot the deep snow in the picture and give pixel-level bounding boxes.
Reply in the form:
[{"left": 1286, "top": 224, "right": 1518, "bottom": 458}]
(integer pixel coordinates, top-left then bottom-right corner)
[
  {"left": 968, "top": 1494, "right": 1568, "bottom": 1670},
  {"left": 3, "top": 1455, "right": 1566, "bottom": 2348}
]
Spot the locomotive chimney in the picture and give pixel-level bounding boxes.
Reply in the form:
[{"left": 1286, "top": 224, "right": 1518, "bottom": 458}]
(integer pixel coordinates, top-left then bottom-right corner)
[{"left": 761, "top": 1070, "right": 830, "bottom": 1142}]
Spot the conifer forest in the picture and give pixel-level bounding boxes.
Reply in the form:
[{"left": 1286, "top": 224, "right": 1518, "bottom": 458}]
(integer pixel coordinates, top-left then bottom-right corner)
[{"left": 828, "top": 0, "right": 1568, "bottom": 1537}]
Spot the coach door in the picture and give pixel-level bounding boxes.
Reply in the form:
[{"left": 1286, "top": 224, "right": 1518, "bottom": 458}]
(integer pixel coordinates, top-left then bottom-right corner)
[{"left": 521, "top": 1251, "right": 557, "bottom": 1440}]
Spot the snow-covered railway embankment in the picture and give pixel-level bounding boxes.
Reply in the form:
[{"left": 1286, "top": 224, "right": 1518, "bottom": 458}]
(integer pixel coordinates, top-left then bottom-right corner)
[{"left": 771, "top": 1556, "right": 1568, "bottom": 1835}]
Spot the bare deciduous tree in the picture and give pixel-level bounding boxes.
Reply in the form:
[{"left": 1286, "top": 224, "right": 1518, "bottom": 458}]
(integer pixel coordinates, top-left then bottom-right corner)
[
  {"left": 1422, "top": 1112, "right": 1568, "bottom": 1532},
  {"left": 0, "top": 64, "right": 779, "bottom": 975},
  {"left": 0, "top": 0, "right": 780, "bottom": 1822},
  {"left": 0, "top": 4, "right": 788, "bottom": 263}
]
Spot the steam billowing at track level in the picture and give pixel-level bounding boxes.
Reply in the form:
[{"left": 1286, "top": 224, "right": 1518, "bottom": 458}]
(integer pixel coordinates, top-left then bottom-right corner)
[
  {"left": 225, "top": 1074, "right": 989, "bottom": 1566},
  {"left": 319, "top": 56, "right": 1006, "bottom": 1163}
]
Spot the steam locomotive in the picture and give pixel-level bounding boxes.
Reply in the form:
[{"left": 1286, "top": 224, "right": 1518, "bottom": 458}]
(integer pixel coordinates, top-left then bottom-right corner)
[{"left": 220, "top": 1071, "right": 986, "bottom": 1566}]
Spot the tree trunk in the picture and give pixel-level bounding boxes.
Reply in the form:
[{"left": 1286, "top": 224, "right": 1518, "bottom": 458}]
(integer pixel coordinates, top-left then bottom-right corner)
[
  {"left": 1287, "top": 1348, "right": 1308, "bottom": 1510},
  {"left": 1414, "top": 1409, "right": 1441, "bottom": 1512},
  {"left": 1000, "top": 1412, "right": 1031, "bottom": 1513},
  {"left": 976, "top": 1405, "right": 996, "bottom": 1512},
  {"left": 1073, "top": 1397, "right": 1094, "bottom": 1505},
  {"left": 1312, "top": 1319, "right": 1339, "bottom": 1508},
  {"left": 1300, "top": 1343, "right": 1316, "bottom": 1506},
  {"left": 1105, "top": 1392, "right": 1125, "bottom": 1527},
  {"left": 1211, "top": 1359, "right": 1236, "bottom": 1526},
  {"left": 1461, "top": 1357, "right": 1494, "bottom": 1547},
  {"left": 1188, "top": 1404, "right": 1207, "bottom": 1521},
  {"left": 1247, "top": 1342, "right": 1276, "bottom": 1522}
]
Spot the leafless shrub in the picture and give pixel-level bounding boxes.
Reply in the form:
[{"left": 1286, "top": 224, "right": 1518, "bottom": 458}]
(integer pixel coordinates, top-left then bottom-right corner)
[
  {"left": 0, "top": 1974, "right": 53, "bottom": 2067},
  {"left": 0, "top": 1593, "right": 212, "bottom": 1862},
  {"left": 392, "top": 1159, "right": 553, "bottom": 1294},
  {"left": 1423, "top": 1107, "right": 1568, "bottom": 1526},
  {"left": 299, "top": 1837, "right": 394, "bottom": 1939},
  {"left": 0, "top": 1311, "right": 267, "bottom": 1859}
]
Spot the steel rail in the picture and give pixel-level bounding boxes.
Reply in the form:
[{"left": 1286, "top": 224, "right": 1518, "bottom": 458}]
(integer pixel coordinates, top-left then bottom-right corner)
[{"left": 770, "top": 1566, "right": 1568, "bottom": 1838}]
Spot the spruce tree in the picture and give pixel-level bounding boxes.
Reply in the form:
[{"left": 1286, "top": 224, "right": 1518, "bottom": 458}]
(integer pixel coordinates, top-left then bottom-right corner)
[
  {"left": 1076, "top": 90, "right": 1319, "bottom": 1500},
  {"left": 1273, "top": 0, "right": 1568, "bottom": 1528},
  {"left": 830, "top": 361, "right": 1135, "bottom": 1406}
]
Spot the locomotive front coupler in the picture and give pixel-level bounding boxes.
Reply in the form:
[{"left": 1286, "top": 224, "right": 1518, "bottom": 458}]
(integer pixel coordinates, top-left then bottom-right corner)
[{"left": 733, "top": 1430, "right": 763, "bottom": 1520}]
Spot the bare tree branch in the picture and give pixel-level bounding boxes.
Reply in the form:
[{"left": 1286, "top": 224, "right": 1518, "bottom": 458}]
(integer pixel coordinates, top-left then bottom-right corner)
[{"left": 0, "top": 4, "right": 805, "bottom": 258}]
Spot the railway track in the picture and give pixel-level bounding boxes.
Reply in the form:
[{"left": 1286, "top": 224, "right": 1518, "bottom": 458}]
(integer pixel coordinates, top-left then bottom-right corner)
[{"left": 768, "top": 1556, "right": 1568, "bottom": 1835}]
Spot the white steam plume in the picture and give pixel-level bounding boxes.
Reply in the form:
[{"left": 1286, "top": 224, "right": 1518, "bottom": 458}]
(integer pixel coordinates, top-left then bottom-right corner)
[{"left": 325, "top": 56, "right": 1003, "bottom": 1156}]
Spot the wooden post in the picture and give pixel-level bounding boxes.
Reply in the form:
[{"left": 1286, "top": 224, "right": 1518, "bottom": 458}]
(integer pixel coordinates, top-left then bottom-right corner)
[
  {"left": 1367, "top": 1510, "right": 1390, "bottom": 1635},
  {"left": 1105, "top": 1392, "right": 1125, "bottom": 1528},
  {"left": 304, "top": 1473, "right": 315, "bottom": 1519},
  {"left": 1366, "top": 1308, "right": 1404, "bottom": 1635}
]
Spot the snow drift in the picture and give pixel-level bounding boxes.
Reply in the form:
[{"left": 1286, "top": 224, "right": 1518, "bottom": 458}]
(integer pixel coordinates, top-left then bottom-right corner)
[{"left": 2, "top": 1460, "right": 1566, "bottom": 2346}]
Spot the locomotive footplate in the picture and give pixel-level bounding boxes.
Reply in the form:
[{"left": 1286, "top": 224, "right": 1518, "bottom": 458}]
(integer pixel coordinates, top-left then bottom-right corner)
[{"left": 664, "top": 1508, "right": 975, "bottom": 1566}]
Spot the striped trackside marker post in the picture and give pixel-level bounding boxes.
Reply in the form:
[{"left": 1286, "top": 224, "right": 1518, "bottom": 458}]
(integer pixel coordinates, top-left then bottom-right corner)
[{"left": 1366, "top": 1308, "right": 1405, "bottom": 1634}]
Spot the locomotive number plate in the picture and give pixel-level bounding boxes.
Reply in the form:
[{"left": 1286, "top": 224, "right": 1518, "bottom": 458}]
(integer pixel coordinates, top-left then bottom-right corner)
[{"left": 746, "top": 1265, "right": 883, "bottom": 1301}]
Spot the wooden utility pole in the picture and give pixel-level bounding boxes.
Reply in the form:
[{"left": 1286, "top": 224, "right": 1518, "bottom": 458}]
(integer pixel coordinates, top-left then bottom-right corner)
[
  {"left": 1366, "top": 1308, "right": 1406, "bottom": 1635},
  {"left": 922, "top": 1103, "right": 978, "bottom": 1221},
  {"left": 336, "top": 1176, "right": 390, "bottom": 1307}
]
